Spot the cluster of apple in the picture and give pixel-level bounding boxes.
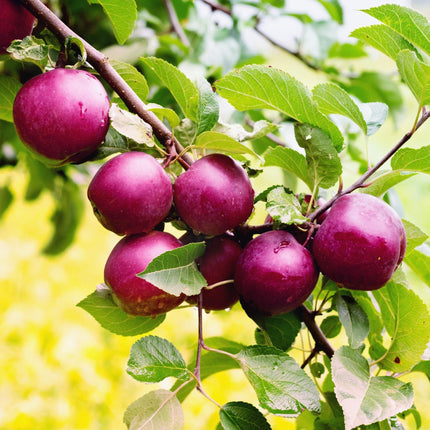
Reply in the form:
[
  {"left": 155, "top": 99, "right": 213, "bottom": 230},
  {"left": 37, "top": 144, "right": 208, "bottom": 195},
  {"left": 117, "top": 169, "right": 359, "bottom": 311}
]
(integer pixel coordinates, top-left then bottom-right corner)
[{"left": 8, "top": 13, "right": 406, "bottom": 319}]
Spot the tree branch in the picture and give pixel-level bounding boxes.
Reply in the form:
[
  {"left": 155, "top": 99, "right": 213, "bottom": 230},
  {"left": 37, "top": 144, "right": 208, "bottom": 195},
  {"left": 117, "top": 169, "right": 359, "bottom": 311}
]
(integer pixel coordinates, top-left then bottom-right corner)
[
  {"left": 163, "top": 0, "right": 190, "bottom": 47},
  {"left": 19, "top": 0, "right": 193, "bottom": 168}
]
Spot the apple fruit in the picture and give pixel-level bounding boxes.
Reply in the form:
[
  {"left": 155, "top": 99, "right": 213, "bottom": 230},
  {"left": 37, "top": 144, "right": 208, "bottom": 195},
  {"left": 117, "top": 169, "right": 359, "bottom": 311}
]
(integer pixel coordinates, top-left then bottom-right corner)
[
  {"left": 173, "top": 154, "right": 254, "bottom": 235},
  {"left": 187, "top": 235, "right": 242, "bottom": 311},
  {"left": 13, "top": 68, "right": 110, "bottom": 166},
  {"left": 234, "top": 230, "right": 319, "bottom": 316},
  {"left": 88, "top": 151, "right": 173, "bottom": 235},
  {"left": 312, "top": 193, "right": 406, "bottom": 290},
  {"left": 104, "top": 231, "right": 185, "bottom": 317},
  {"left": 0, "top": 0, "right": 36, "bottom": 55}
]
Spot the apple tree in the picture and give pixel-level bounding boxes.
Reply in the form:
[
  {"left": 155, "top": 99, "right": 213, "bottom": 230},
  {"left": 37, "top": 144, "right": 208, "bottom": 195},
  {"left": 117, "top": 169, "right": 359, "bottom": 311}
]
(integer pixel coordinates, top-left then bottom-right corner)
[{"left": 1, "top": 0, "right": 430, "bottom": 428}]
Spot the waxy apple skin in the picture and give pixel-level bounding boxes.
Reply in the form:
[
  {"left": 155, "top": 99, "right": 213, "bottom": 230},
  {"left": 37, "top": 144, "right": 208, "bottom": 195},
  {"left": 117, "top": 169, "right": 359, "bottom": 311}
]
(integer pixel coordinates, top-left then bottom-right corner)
[
  {"left": 104, "top": 231, "right": 185, "bottom": 317},
  {"left": 312, "top": 193, "right": 406, "bottom": 291},
  {"left": 13, "top": 68, "right": 110, "bottom": 166},
  {"left": 88, "top": 152, "right": 173, "bottom": 236},
  {"left": 0, "top": 0, "right": 36, "bottom": 55},
  {"left": 173, "top": 154, "right": 254, "bottom": 236},
  {"left": 234, "top": 230, "right": 319, "bottom": 316}
]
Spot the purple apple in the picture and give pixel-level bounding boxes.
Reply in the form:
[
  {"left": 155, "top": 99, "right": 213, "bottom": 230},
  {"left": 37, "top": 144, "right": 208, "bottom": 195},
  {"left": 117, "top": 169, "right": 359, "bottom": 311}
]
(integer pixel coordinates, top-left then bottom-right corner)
[
  {"left": 234, "top": 230, "right": 319, "bottom": 316},
  {"left": 88, "top": 151, "right": 173, "bottom": 235},
  {"left": 173, "top": 154, "right": 254, "bottom": 235},
  {"left": 187, "top": 235, "right": 242, "bottom": 311},
  {"left": 312, "top": 193, "right": 406, "bottom": 290},
  {"left": 13, "top": 68, "right": 110, "bottom": 166},
  {"left": 104, "top": 231, "right": 185, "bottom": 317},
  {"left": 0, "top": 0, "right": 35, "bottom": 55}
]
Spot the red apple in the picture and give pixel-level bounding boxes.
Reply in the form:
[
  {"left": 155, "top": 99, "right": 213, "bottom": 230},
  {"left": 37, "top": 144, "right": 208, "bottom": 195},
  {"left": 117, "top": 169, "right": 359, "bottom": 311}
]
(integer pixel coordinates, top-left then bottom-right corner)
[{"left": 13, "top": 68, "right": 110, "bottom": 166}]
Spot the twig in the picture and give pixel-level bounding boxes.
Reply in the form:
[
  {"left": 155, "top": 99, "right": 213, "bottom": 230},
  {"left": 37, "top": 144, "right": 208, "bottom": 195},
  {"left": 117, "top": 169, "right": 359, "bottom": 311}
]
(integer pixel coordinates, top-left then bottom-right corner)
[
  {"left": 163, "top": 0, "right": 190, "bottom": 47},
  {"left": 18, "top": 0, "right": 193, "bottom": 168},
  {"left": 199, "top": 0, "right": 232, "bottom": 15}
]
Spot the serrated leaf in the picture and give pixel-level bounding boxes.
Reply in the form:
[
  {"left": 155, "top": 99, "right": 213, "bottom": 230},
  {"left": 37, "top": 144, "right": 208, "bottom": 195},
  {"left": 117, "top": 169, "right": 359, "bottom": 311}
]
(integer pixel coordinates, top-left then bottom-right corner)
[
  {"left": 109, "top": 103, "right": 154, "bottom": 146},
  {"left": 127, "top": 335, "right": 190, "bottom": 383},
  {"left": 236, "top": 345, "right": 321, "bottom": 416},
  {"left": 391, "top": 145, "right": 430, "bottom": 174},
  {"left": 196, "top": 76, "right": 219, "bottom": 135},
  {"left": 193, "top": 131, "right": 260, "bottom": 158},
  {"left": 215, "top": 120, "right": 278, "bottom": 143},
  {"left": 147, "top": 103, "right": 180, "bottom": 128},
  {"left": 363, "top": 4, "right": 430, "bottom": 56},
  {"left": 138, "top": 242, "right": 207, "bottom": 297},
  {"left": 215, "top": 65, "right": 343, "bottom": 150},
  {"left": 90, "top": 127, "right": 129, "bottom": 160},
  {"left": 336, "top": 293, "right": 369, "bottom": 349},
  {"left": 0, "top": 75, "right": 22, "bottom": 122},
  {"left": 111, "top": 59, "right": 149, "bottom": 102},
  {"left": 317, "top": 0, "right": 343, "bottom": 24},
  {"left": 219, "top": 401, "right": 271, "bottom": 430},
  {"left": 93, "top": 0, "right": 137, "bottom": 44},
  {"left": 404, "top": 245, "right": 430, "bottom": 287},
  {"left": 403, "top": 219, "right": 428, "bottom": 256},
  {"left": 361, "top": 170, "right": 416, "bottom": 197},
  {"left": 263, "top": 146, "right": 313, "bottom": 190},
  {"left": 124, "top": 389, "right": 184, "bottom": 430},
  {"left": 266, "top": 187, "right": 308, "bottom": 225},
  {"left": 313, "top": 82, "right": 367, "bottom": 135},
  {"left": 372, "top": 281, "right": 430, "bottom": 372},
  {"left": 359, "top": 102, "right": 388, "bottom": 136},
  {"left": 7, "top": 36, "right": 49, "bottom": 70},
  {"left": 351, "top": 25, "right": 417, "bottom": 62},
  {"left": 397, "top": 50, "right": 430, "bottom": 107},
  {"left": 332, "top": 346, "right": 414, "bottom": 430},
  {"left": 140, "top": 57, "right": 199, "bottom": 120},
  {"left": 77, "top": 285, "right": 165, "bottom": 336},
  {"left": 294, "top": 123, "right": 342, "bottom": 189}
]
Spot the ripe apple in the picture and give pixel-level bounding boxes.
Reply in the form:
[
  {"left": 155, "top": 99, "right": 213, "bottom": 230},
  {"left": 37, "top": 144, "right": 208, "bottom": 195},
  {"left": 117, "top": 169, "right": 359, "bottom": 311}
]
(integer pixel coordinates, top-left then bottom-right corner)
[
  {"left": 234, "top": 230, "right": 319, "bottom": 316},
  {"left": 13, "top": 68, "right": 110, "bottom": 166},
  {"left": 187, "top": 235, "right": 242, "bottom": 311},
  {"left": 173, "top": 154, "right": 254, "bottom": 236},
  {"left": 88, "top": 151, "right": 173, "bottom": 235},
  {"left": 104, "top": 231, "right": 185, "bottom": 317},
  {"left": 312, "top": 193, "right": 406, "bottom": 290},
  {"left": 0, "top": 0, "right": 36, "bottom": 55}
]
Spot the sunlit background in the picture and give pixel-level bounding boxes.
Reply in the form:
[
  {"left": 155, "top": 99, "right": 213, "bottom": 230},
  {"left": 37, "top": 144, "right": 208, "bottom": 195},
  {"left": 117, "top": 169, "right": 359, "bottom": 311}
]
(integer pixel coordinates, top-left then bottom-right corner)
[{"left": 2, "top": 1, "right": 430, "bottom": 429}]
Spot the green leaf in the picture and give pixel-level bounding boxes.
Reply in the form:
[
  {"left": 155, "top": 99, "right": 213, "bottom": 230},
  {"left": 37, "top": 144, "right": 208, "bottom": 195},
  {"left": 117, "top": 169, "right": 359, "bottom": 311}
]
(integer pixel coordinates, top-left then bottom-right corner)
[
  {"left": 372, "top": 281, "right": 430, "bottom": 372},
  {"left": 294, "top": 123, "right": 342, "bottom": 189},
  {"left": 7, "top": 36, "right": 49, "bottom": 70},
  {"left": 147, "top": 103, "right": 180, "bottom": 128},
  {"left": 266, "top": 187, "right": 309, "bottom": 225},
  {"left": 313, "top": 82, "right": 367, "bottom": 134},
  {"left": 363, "top": 4, "right": 430, "bottom": 56},
  {"left": 194, "top": 131, "right": 260, "bottom": 158},
  {"left": 320, "top": 315, "right": 342, "bottom": 339},
  {"left": 140, "top": 57, "right": 199, "bottom": 120},
  {"left": 93, "top": 0, "right": 137, "bottom": 44},
  {"left": 332, "top": 346, "right": 414, "bottom": 430},
  {"left": 237, "top": 345, "right": 321, "bottom": 416},
  {"left": 215, "top": 65, "right": 343, "bottom": 150},
  {"left": 361, "top": 170, "right": 416, "bottom": 197},
  {"left": 215, "top": 120, "right": 278, "bottom": 143},
  {"left": 336, "top": 293, "right": 369, "bottom": 349},
  {"left": 111, "top": 59, "right": 149, "bottom": 103},
  {"left": 219, "top": 401, "right": 271, "bottom": 430},
  {"left": 391, "top": 146, "right": 430, "bottom": 174},
  {"left": 411, "top": 360, "right": 430, "bottom": 382},
  {"left": 396, "top": 50, "right": 430, "bottom": 108},
  {"left": 124, "top": 389, "right": 184, "bottom": 430},
  {"left": 77, "top": 285, "right": 165, "bottom": 336},
  {"left": 196, "top": 77, "right": 219, "bottom": 135},
  {"left": 127, "top": 335, "right": 190, "bottom": 383},
  {"left": 0, "top": 75, "right": 22, "bottom": 123},
  {"left": 403, "top": 219, "right": 428, "bottom": 256},
  {"left": 404, "top": 246, "right": 430, "bottom": 287},
  {"left": 0, "top": 185, "right": 13, "bottom": 219},
  {"left": 351, "top": 25, "right": 417, "bottom": 62},
  {"left": 263, "top": 146, "right": 313, "bottom": 190},
  {"left": 317, "top": 0, "right": 343, "bottom": 24},
  {"left": 138, "top": 242, "right": 207, "bottom": 297},
  {"left": 360, "top": 102, "right": 388, "bottom": 136}
]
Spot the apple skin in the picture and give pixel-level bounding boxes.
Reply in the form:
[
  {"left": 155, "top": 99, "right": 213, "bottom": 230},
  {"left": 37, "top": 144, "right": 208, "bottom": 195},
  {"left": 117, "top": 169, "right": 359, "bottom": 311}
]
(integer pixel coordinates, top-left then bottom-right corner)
[
  {"left": 312, "top": 193, "right": 406, "bottom": 291},
  {"left": 13, "top": 68, "right": 110, "bottom": 166},
  {"left": 187, "top": 236, "right": 242, "bottom": 311},
  {"left": 0, "top": 0, "right": 35, "bottom": 55},
  {"left": 234, "top": 230, "right": 319, "bottom": 316},
  {"left": 88, "top": 152, "right": 173, "bottom": 235},
  {"left": 104, "top": 231, "right": 185, "bottom": 317},
  {"left": 173, "top": 154, "right": 254, "bottom": 235}
]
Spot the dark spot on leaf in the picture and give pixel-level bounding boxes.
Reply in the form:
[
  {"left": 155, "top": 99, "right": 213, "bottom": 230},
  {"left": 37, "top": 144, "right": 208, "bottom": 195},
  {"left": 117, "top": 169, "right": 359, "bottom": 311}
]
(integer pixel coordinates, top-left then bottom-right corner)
[{"left": 394, "top": 356, "right": 401, "bottom": 363}]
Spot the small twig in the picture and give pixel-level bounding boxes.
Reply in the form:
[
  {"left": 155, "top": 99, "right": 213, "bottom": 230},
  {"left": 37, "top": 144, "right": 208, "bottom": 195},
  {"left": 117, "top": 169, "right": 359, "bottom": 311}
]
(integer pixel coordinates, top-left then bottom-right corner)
[
  {"left": 194, "top": 293, "right": 204, "bottom": 383},
  {"left": 301, "top": 348, "right": 319, "bottom": 369},
  {"left": 163, "top": 0, "right": 190, "bottom": 47},
  {"left": 199, "top": 0, "right": 232, "bottom": 15}
]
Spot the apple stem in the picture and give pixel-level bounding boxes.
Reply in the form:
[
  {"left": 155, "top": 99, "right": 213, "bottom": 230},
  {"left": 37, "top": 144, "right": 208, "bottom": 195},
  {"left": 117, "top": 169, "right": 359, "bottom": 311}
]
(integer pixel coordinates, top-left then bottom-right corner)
[{"left": 18, "top": 0, "right": 193, "bottom": 169}]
